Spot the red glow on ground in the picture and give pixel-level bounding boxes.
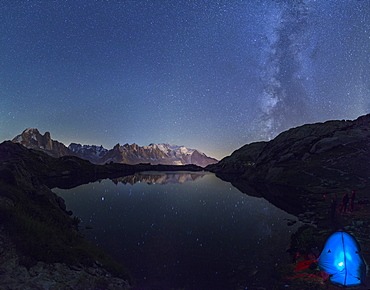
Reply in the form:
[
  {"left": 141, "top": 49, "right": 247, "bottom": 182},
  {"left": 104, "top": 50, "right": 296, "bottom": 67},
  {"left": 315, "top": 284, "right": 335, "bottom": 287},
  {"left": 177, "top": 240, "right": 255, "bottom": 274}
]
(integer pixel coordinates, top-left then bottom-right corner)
[{"left": 294, "top": 260, "right": 316, "bottom": 272}]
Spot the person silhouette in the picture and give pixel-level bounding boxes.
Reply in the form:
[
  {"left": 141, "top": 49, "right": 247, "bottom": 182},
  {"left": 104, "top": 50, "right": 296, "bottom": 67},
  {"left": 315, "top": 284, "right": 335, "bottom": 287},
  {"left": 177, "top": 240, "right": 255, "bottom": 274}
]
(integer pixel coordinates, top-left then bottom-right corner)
[{"left": 340, "top": 193, "right": 349, "bottom": 213}]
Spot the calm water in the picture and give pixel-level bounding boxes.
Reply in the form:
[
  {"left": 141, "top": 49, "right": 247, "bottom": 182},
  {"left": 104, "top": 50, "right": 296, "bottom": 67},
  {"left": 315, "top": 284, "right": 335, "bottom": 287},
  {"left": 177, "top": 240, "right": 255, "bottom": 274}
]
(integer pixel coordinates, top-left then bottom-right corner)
[{"left": 53, "top": 172, "right": 300, "bottom": 289}]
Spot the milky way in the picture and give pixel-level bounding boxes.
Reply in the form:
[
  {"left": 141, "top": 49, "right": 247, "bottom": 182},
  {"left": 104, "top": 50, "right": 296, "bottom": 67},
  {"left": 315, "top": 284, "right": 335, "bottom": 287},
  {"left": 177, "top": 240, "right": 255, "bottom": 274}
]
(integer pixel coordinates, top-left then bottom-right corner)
[
  {"left": 256, "top": 0, "right": 317, "bottom": 140},
  {"left": 0, "top": 0, "right": 369, "bottom": 159},
  {"left": 254, "top": 0, "right": 369, "bottom": 140}
]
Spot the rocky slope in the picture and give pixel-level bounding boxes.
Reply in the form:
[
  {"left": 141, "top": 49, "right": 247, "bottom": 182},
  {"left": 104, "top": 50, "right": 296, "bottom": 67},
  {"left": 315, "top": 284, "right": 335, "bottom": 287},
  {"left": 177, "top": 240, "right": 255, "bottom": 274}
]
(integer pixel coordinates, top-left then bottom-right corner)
[
  {"left": 12, "top": 128, "right": 218, "bottom": 167},
  {"left": 207, "top": 114, "right": 370, "bottom": 194}
]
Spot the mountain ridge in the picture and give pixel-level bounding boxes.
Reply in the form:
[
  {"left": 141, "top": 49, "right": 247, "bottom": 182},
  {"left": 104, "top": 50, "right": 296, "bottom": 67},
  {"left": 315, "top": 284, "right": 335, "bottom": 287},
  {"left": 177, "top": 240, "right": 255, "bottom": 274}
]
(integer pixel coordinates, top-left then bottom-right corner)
[
  {"left": 206, "top": 113, "right": 370, "bottom": 194},
  {"left": 11, "top": 129, "right": 218, "bottom": 167}
]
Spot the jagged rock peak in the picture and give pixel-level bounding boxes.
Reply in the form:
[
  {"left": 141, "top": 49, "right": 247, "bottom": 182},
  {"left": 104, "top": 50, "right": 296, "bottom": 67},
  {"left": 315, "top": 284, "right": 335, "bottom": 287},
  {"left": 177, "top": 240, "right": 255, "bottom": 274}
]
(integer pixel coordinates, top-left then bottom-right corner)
[
  {"left": 68, "top": 143, "right": 107, "bottom": 151},
  {"left": 13, "top": 128, "right": 37, "bottom": 142},
  {"left": 12, "top": 128, "right": 73, "bottom": 158},
  {"left": 24, "top": 128, "right": 40, "bottom": 134},
  {"left": 13, "top": 128, "right": 44, "bottom": 146}
]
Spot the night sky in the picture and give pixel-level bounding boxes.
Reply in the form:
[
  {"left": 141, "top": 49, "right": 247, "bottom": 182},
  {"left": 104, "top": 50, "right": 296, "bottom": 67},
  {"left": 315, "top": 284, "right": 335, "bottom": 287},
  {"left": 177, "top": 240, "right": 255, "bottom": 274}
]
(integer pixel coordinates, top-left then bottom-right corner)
[{"left": 1, "top": 0, "right": 369, "bottom": 160}]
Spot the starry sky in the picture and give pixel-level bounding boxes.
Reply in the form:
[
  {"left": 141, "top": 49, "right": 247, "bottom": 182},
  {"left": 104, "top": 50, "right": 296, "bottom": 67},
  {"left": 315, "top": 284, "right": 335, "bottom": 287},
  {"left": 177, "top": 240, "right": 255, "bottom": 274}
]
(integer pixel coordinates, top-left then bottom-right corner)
[{"left": 1, "top": 0, "right": 369, "bottom": 160}]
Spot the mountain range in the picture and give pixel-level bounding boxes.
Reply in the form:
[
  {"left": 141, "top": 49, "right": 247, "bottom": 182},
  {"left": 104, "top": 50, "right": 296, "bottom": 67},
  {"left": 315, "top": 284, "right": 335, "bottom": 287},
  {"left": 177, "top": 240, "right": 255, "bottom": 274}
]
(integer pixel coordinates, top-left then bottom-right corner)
[{"left": 12, "top": 128, "right": 218, "bottom": 167}]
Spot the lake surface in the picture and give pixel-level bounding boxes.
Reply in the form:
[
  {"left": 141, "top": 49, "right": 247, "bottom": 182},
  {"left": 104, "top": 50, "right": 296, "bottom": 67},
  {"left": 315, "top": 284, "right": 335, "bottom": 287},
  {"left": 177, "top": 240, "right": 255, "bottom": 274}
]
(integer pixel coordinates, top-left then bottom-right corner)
[{"left": 53, "top": 172, "right": 300, "bottom": 289}]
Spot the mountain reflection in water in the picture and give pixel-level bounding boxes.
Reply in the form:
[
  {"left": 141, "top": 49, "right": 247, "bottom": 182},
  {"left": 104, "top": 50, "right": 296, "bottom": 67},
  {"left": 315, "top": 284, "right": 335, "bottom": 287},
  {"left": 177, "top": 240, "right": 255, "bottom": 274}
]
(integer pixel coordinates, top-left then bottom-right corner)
[
  {"left": 111, "top": 171, "right": 206, "bottom": 185},
  {"left": 54, "top": 172, "right": 300, "bottom": 290}
]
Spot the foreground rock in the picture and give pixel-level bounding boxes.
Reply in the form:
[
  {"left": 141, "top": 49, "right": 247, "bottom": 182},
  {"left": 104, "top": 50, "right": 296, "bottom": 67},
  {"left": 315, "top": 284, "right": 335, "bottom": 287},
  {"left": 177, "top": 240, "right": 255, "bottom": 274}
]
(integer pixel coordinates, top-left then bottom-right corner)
[{"left": 0, "top": 227, "right": 130, "bottom": 290}]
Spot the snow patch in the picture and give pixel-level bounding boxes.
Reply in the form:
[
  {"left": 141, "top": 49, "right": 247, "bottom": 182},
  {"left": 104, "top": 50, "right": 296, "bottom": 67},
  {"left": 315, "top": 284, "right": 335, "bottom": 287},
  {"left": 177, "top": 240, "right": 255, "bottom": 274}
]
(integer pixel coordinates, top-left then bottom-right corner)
[
  {"left": 24, "top": 128, "right": 36, "bottom": 134},
  {"left": 15, "top": 135, "right": 23, "bottom": 142}
]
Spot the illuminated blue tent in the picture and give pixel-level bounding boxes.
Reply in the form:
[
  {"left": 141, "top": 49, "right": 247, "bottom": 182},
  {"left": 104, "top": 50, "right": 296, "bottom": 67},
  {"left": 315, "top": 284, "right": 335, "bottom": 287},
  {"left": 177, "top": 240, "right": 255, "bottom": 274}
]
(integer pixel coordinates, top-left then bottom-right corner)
[{"left": 318, "top": 231, "right": 366, "bottom": 286}]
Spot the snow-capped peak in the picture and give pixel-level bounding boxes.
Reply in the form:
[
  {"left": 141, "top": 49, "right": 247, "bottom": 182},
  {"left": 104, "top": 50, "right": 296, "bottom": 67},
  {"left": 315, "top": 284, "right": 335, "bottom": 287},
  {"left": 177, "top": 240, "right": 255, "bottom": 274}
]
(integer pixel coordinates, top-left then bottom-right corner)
[{"left": 156, "top": 143, "right": 196, "bottom": 155}]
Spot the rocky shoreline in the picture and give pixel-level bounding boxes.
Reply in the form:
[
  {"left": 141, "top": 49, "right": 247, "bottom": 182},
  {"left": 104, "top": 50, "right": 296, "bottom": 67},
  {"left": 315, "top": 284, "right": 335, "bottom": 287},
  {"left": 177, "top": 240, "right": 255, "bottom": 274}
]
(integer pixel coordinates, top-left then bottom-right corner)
[
  {"left": 211, "top": 173, "right": 370, "bottom": 289},
  {"left": 0, "top": 226, "right": 130, "bottom": 290}
]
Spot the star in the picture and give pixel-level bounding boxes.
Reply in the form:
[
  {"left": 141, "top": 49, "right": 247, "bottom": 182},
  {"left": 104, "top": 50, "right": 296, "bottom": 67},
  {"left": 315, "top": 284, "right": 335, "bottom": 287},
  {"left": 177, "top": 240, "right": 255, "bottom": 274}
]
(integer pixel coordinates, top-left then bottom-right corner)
[{"left": 0, "top": 0, "right": 369, "bottom": 160}]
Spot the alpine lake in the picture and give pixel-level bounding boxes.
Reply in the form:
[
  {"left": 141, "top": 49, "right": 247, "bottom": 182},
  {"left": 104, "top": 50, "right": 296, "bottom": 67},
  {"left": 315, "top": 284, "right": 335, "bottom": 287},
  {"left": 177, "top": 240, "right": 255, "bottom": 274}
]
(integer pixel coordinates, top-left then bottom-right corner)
[{"left": 53, "top": 171, "right": 301, "bottom": 289}]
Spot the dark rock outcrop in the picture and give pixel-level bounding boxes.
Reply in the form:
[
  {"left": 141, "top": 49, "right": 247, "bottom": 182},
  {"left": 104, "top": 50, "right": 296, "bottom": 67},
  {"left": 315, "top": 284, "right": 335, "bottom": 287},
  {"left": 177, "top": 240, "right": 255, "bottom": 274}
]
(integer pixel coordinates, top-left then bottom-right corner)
[{"left": 207, "top": 114, "right": 370, "bottom": 193}]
